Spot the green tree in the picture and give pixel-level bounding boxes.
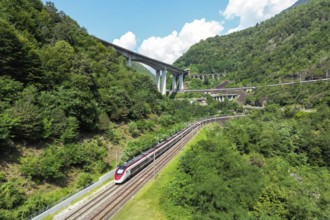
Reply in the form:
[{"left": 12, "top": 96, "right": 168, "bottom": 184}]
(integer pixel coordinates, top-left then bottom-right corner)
[
  {"left": 60, "top": 116, "right": 79, "bottom": 143},
  {"left": 10, "top": 86, "right": 43, "bottom": 142},
  {"left": 0, "top": 76, "right": 23, "bottom": 111},
  {"left": 38, "top": 40, "right": 75, "bottom": 88},
  {"left": 0, "top": 19, "right": 41, "bottom": 83}
]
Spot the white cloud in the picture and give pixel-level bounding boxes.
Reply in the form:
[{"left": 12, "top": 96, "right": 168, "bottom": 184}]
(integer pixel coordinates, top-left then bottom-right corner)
[
  {"left": 138, "top": 18, "right": 223, "bottom": 64},
  {"left": 223, "top": 0, "right": 297, "bottom": 33},
  {"left": 113, "top": 31, "right": 136, "bottom": 50}
]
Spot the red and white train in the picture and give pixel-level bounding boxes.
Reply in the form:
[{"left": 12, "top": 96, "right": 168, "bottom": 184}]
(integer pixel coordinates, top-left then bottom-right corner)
[{"left": 114, "top": 117, "right": 230, "bottom": 184}]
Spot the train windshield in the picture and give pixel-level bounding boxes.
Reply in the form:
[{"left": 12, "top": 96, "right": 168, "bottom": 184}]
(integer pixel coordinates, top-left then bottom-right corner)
[{"left": 116, "top": 166, "right": 125, "bottom": 175}]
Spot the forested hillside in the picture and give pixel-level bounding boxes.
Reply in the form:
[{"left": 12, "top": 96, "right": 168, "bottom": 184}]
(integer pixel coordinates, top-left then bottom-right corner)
[
  {"left": 161, "top": 0, "right": 330, "bottom": 218},
  {"left": 175, "top": 0, "right": 329, "bottom": 84},
  {"left": 114, "top": 82, "right": 330, "bottom": 219},
  {"left": 0, "top": 0, "right": 224, "bottom": 218},
  {"left": 162, "top": 104, "right": 330, "bottom": 219},
  {"left": 109, "top": 0, "right": 330, "bottom": 218},
  {"left": 1, "top": 0, "right": 329, "bottom": 219}
]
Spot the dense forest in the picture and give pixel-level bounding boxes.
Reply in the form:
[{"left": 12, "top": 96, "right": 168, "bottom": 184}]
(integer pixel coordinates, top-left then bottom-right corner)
[
  {"left": 160, "top": 1, "right": 330, "bottom": 218},
  {"left": 1, "top": 0, "right": 329, "bottom": 219},
  {"left": 113, "top": 81, "right": 330, "bottom": 219},
  {"left": 0, "top": 0, "right": 225, "bottom": 218},
  {"left": 176, "top": 0, "right": 329, "bottom": 85},
  {"left": 110, "top": 0, "right": 330, "bottom": 219},
  {"left": 162, "top": 103, "right": 330, "bottom": 219}
]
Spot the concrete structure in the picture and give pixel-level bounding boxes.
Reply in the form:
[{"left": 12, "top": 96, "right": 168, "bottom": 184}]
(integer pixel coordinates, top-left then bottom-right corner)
[
  {"left": 210, "top": 94, "right": 238, "bottom": 102},
  {"left": 96, "top": 37, "right": 187, "bottom": 95},
  {"left": 180, "top": 86, "right": 256, "bottom": 93},
  {"left": 189, "top": 73, "right": 226, "bottom": 80},
  {"left": 180, "top": 78, "right": 330, "bottom": 94}
]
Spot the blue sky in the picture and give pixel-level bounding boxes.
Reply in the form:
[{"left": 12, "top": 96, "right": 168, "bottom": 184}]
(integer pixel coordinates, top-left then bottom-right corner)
[{"left": 42, "top": 0, "right": 297, "bottom": 64}]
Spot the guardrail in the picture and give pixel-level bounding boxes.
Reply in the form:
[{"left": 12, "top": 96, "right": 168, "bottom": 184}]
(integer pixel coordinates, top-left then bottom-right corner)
[
  {"left": 31, "top": 115, "right": 244, "bottom": 219},
  {"left": 31, "top": 170, "right": 116, "bottom": 220}
]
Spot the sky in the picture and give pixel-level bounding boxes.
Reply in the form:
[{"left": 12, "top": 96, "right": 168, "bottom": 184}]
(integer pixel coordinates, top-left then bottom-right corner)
[{"left": 42, "top": 0, "right": 297, "bottom": 64}]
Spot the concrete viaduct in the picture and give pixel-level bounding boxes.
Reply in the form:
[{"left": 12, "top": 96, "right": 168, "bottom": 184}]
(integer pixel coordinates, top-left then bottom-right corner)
[
  {"left": 96, "top": 37, "right": 188, "bottom": 95},
  {"left": 189, "top": 73, "right": 226, "bottom": 80},
  {"left": 210, "top": 93, "right": 239, "bottom": 102}
]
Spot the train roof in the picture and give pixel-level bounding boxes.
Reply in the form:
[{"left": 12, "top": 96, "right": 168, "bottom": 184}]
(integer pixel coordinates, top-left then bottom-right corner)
[
  {"left": 120, "top": 133, "right": 177, "bottom": 168},
  {"left": 142, "top": 147, "right": 156, "bottom": 156},
  {"left": 123, "top": 145, "right": 159, "bottom": 167},
  {"left": 124, "top": 153, "right": 145, "bottom": 166}
]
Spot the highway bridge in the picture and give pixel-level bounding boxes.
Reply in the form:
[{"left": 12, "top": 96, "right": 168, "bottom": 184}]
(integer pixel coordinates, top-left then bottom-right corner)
[
  {"left": 177, "top": 78, "right": 330, "bottom": 93},
  {"left": 189, "top": 73, "right": 226, "bottom": 80},
  {"left": 96, "top": 37, "right": 188, "bottom": 95}
]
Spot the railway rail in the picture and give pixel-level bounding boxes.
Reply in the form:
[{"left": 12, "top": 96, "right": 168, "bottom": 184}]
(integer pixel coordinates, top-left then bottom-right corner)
[
  {"left": 63, "top": 123, "right": 198, "bottom": 220},
  {"left": 94, "top": 127, "right": 197, "bottom": 219},
  {"left": 59, "top": 116, "right": 242, "bottom": 220}
]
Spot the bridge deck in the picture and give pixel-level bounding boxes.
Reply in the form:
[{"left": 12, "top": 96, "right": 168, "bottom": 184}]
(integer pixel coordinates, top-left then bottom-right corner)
[{"left": 95, "top": 37, "right": 187, "bottom": 74}]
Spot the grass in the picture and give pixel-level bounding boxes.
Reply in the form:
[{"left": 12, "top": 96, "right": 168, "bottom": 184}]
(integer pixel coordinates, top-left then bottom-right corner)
[{"left": 112, "top": 124, "right": 214, "bottom": 220}]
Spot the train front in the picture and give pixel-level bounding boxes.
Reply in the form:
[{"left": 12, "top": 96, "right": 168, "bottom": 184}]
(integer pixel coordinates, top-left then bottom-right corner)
[{"left": 114, "top": 165, "right": 127, "bottom": 184}]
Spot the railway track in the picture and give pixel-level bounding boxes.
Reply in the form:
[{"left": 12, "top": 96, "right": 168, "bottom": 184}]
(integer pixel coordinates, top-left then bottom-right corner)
[
  {"left": 62, "top": 123, "right": 200, "bottom": 220},
  {"left": 64, "top": 184, "right": 119, "bottom": 219},
  {"left": 96, "top": 126, "right": 198, "bottom": 219}
]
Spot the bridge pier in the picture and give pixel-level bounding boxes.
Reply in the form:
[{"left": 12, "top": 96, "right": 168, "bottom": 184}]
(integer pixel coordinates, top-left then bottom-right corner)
[
  {"left": 178, "top": 73, "right": 184, "bottom": 90},
  {"left": 172, "top": 74, "right": 177, "bottom": 90},
  {"left": 156, "top": 70, "right": 161, "bottom": 91},
  {"left": 127, "top": 56, "right": 132, "bottom": 67},
  {"left": 211, "top": 94, "right": 239, "bottom": 102},
  {"left": 99, "top": 38, "right": 187, "bottom": 95},
  {"left": 161, "top": 69, "right": 167, "bottom": 95}
]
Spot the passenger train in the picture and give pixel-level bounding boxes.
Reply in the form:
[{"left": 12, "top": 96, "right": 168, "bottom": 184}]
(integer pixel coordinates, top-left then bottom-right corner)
[{"left": 114, "top": 117, "right": 227, "bottom": 184}]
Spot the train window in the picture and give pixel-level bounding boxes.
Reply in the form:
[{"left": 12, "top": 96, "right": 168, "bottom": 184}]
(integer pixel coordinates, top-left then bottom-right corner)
[{"left": 116, "top": 166, "right": 126, "bottom": 175}]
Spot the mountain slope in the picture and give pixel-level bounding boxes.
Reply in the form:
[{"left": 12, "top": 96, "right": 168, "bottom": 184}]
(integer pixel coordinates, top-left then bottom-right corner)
[
  {"left": 291, "top": 0, "right": 310, "bottom": 8},
  {"left": 0, "top": 1, "right": 167, "bottom": 218},
  {"left": 175, "top": 0, "right": 329, "bottom": 84},
  {"left": 0, "top": 1, "right": 225, "bottom": 218}
]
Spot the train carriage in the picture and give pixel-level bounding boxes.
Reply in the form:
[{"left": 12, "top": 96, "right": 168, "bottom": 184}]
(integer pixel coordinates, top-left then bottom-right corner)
[{"left": 114, "top": 117, "right": 235, "bottom": 184}]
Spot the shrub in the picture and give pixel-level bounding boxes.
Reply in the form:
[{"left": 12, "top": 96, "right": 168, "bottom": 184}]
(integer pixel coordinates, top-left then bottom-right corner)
[
  {"left": 97, "top": 111, "right": 111, "bottom": 131},
  {"left": 159, "top": 114, "right": 176, "bottom": 127},
  {"left": 106, "top": 123, "right": 121, "bottom": 144},
  {"left": 0, "top": 172, "right": 6, "bottom": 183},
  {"left": 0, "top": 113, "right": 18, "bottom": 151},
  {"left": 60, "top": 116, "right": 79, "bottom": 143},
  {"left": 76, "top": 173, "right": 93, "bottom": 188},
  {"left": 20, "top": 148, "right": 65, "bottom": 182},
  {"left": 64, "top": 142, "right": 108, "bottom": 172},
  {"left": 128, "top": 121, "right": 140, "bottom": 138},
  {"left": 0, "top": 181, "right": 26, "bottom": 209}
]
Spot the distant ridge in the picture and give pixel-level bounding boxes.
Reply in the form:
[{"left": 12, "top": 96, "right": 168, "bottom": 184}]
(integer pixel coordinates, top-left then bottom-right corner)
[
  {"left": 291, "top": 0, "right": 310, "bottom": 8},
  {"left": 175, "top": 0, "right": 329, "bottom": 84},
  {"left": 281, "top": 0, "right": 309, "bottom": 13}
]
